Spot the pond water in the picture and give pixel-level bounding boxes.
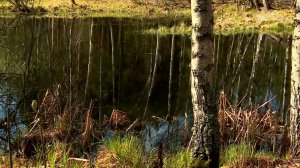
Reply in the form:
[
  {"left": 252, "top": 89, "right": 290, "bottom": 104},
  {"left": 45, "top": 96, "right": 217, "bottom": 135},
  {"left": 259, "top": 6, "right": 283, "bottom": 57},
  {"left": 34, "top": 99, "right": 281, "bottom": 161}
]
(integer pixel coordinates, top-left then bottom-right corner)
[{"left": 0, "top": 17, "right": 292, "bottom": 151}]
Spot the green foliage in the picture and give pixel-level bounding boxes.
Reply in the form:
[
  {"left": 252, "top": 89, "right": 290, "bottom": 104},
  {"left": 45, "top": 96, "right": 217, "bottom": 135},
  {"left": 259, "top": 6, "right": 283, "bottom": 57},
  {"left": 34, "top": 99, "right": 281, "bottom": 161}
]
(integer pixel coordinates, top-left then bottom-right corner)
[
  {"left": 220, "top": 143, "right": 283, "bottom": 167},
  {"left": 105, "top": 135, "right": 144, "bottom": 167},
  {"left": 144, "top": 22, "right": 191, "bottom": 35},
  {"left": 268, "top": 23, "right": 293, "bottom": 33},
  {"left": 33, "top": 144, "right": 45, "bottom": 164},
  {"left": 190, "top": 158, "right": 211, "bottom": 168},
  {"left": 163, "top": 150, "right": 191, "bottom": 168},
  {"left": 104, "top": 135, "right": 193, "bottom": 168},
  {"left": 44, "top": 142, "right": 72, "bottom": 168},
  {"left": 221, "top": 143, "right": 253, "bottom": 166},
  {"left": 48, "top": 148, "right": 57, "bottom": 168}
]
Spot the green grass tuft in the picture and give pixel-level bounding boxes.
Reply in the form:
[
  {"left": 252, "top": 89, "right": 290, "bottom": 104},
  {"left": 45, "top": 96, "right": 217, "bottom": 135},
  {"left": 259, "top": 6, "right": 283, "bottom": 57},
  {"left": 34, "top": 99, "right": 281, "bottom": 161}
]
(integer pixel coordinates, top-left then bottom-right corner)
[
  {"left": 144, "top": 22, "right": 191, "bottom": 35},
  {"left": 221, "top": 143, "right": 253, "bottom": 166},
  {"left": 105, "top": 135, "right": 144, "bottom": 167},
  {"left": 163, "top": 150, "right": 191, "bottom": 168}
]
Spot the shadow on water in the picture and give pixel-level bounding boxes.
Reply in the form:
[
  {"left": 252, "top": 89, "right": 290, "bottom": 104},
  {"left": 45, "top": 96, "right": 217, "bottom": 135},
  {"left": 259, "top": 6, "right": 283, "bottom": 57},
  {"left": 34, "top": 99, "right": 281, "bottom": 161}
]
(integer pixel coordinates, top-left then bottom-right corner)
[{"left": 0, "top": 17, "right": 292, "bottom": 152}]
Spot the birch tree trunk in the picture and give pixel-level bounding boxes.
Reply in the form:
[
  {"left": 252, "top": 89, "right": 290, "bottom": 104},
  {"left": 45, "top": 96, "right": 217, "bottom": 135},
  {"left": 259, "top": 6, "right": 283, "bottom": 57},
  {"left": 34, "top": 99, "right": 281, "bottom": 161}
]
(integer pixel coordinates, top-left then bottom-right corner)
[
  {"left": 290, "top": 0, "right": 300, "bottom": 157},
  {"left": 282, "top": 35, "right": 292, "bottom": 123},
  {"left": 190, "top": 0, "right": 220, "bottom": 167}
]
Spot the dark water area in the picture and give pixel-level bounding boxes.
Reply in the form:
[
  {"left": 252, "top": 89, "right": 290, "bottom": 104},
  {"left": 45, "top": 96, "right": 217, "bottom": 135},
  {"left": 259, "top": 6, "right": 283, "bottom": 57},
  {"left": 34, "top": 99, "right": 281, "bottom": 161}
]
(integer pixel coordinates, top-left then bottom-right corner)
[{"left": 0, "top": 17, "right": 292, "bottom": 151}]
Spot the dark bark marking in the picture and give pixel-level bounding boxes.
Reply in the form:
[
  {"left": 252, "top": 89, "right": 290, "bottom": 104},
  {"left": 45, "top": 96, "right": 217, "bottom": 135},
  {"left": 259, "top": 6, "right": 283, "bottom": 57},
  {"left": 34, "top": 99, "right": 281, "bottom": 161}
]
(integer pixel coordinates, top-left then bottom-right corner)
[{"left": 192, "top": 51, "right": 207, "bottom": 59}]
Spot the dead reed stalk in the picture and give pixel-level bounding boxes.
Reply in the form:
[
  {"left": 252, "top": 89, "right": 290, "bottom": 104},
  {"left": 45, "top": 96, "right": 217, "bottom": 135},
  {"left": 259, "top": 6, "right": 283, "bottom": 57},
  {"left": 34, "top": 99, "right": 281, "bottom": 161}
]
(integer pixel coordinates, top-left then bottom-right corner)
[
  {"left": 81, "top": 101, "right": 94, "bottom": 147},
  {"left": 218, "top": 91, "right": 287, "bottom": 154}
]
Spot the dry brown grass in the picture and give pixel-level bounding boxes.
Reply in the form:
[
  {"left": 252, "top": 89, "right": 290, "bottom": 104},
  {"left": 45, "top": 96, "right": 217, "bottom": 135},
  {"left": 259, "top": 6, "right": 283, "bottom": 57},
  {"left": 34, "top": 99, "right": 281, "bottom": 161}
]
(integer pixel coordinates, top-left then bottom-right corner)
[
  {"left": 109, "top": 109, "right": 130, "bottom": 128},
  {"left": 96, "top": 148, "right": 124, "bottom": 168},
  {"left": 218, "top": 91, "right": 288, "bottom": 155},
  {"left": 14, "top": 84, "right": 97, "bottom": 158},
  {"left": 222, "top": 156, "right": 285, "bottom": 168},
  {"left": 13, "top": 84, "right": 145, "bottom": 160},
  {"left": 81, "top": 101, "right": 94, "bottom": 147}
]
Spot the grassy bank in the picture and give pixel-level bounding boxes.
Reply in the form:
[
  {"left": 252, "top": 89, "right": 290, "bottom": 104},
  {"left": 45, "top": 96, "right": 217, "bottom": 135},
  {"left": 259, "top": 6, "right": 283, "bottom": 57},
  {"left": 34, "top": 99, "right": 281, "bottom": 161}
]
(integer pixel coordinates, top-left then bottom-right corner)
[
  {"left": 0, "top": 0, "right": 190, "bottom": 18},
  {"left": 0, "top": 1, "right": 294, "bottom": 33},
  {"left": 0, "top": 137, "right": 294, "bottom": 168},
  {"left": 144, "top": 4, "right": 294, "bottom": 35}
]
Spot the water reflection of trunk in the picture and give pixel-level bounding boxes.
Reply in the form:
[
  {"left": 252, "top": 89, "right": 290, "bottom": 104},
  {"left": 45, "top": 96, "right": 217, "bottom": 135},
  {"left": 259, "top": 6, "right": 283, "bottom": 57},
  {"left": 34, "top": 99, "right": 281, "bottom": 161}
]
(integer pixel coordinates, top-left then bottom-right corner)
[
  {"left": 248, "top": 34, "right": 265, "bottom": 105},
  {"left": 35, "top": 20, "right": 41, "bottom": 76},
  {"left": 168, "top": 34, "right": 175, "bottom": 115},
  {"left": 117, "top": 21, "right": 123, "bottom": 108},
  {"left": 84, "top": 19, "right": 94, "bottom": 102},
  {"left": 26, "top": 18, "right": 37, "bottom": 77},
  {"left": 265, "top": 68, "right": 273, "bottom": 102},
  {"left": 233, "top": 34, "right": 244, "bottom": 71},
  {"left": 68, "top": 19, "right": 75, "bottom": 106},
  {"left": 23, "top": 18, "right": 36, "bottom": 122},
  {"left": 190, "top": 0, "right": 219, "bottom": 165},
  {"left": 110, "top": 22, "right": 116, "bottom": 108},
  {"left": 264, "top": 44, "right": 274, "bottom": 103},
  {"left": 99, "top": 23, "right": 104, "bottom": 127},
  {"left": 235, "top": 75, "right": 241, "bottom": 105},
  {"left": 281, "top": 35, "right": 292, "bottom": 122},
  {"left": 138, "top": 34, "right": 154, "bottom": 99},
  {"left": 230, "top": 34, "right": 253, "bottom": 87},
  {"left": 290, "top": 0, "right": 300, "bottom": 156},
  {"left": 135, "top": 34, "right": 154, "bottom": 111},
  {"left": 46, "top": 17, "right": 54, "bottom": 88},
  {"left": 225, "top": 35, "right": 235, "bottom": 79},
  {"left": 6, "top": 94, "right": 13, "bottom": 168},
  {"left": 176, "top": 35, "right": 187, "bottom": 113},
  {"left": 214, "top": 34, "right": 223, "bottom": 90},
  {"left": 144, "top": 34, "right": 160, "bottom": 118},
  {"left": 76, "top": 20, "right": 83, "bottom": 96},
  {"left": 145, "top": 35, "right": 154, "bottom": 92}
]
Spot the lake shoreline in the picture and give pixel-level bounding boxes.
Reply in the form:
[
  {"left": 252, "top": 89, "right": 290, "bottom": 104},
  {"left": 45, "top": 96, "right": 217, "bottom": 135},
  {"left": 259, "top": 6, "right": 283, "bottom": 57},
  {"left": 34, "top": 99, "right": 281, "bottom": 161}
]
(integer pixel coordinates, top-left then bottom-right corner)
[
  {"left": 0, "top": 4, "right": 296, "bottom": 166},
  {"left": 0, "top": 1, "right": 294, "bottom": 34}
]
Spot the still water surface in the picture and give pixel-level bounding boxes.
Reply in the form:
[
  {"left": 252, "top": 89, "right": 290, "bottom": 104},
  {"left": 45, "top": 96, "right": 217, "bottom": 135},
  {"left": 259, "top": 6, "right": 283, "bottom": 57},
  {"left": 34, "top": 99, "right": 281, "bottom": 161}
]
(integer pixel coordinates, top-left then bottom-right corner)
[{"left": 0, "top": 17, "right": 291, "bottom": 148}]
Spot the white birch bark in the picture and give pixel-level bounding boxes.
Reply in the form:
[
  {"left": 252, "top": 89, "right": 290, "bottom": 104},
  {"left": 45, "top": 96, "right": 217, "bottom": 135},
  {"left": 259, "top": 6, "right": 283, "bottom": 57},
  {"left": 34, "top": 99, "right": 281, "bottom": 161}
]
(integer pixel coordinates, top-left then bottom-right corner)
[
  {"left": 190, "top": 0, "right": 220, "bottom": 166},
  {"left": 290, "top": 0, "right": 300, "bottom": 156}
]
